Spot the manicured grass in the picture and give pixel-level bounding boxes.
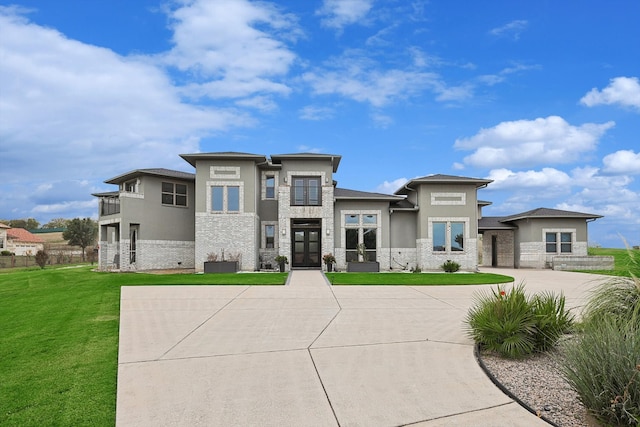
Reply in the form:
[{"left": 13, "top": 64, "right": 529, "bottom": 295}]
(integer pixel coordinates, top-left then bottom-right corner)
[
  {"left": 0, "top": 266, "right": 510, "bottom": 425},
  {"left": 0, "top": 266, "right": 286, "bottom": 426},
  {"left": 325, "top": 272, "right": 514, "bottom": 285},
  {"left": 585, "top": 247, "right": 637, "bottom": 277}
]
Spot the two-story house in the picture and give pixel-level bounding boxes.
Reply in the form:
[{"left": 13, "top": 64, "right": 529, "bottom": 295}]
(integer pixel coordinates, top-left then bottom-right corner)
[{"left": 94, "top": 151, "right": 601, "bottom": 272}]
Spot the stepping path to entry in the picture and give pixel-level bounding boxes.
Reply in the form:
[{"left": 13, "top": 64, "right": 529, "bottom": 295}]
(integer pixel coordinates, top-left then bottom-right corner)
[{"left": 116, "top": 268, "right": 601, "bottom": 426}]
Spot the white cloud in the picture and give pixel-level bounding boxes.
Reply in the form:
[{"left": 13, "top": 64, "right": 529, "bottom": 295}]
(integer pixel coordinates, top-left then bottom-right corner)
[
  {"left": 485, "top": 168, "right": 572, "bottom": 196},
  {"left": 0, "top": 7, "right": 252, "bottom": 217},
  {"left": 580, "top": 76, "right": 640, "bottom": 110},
  {"left": 489, "top": 20, "right": 528, "bottom": 40},
  {"left": 317, "top": 0, "right": 373, "bottom": 31},
  {"left": 163, "top": 0, "right": 300, "bottom": 99},
  {"left": 375, "top": 178, "right": 408, "bottom": 194},
  {"left": 602, "top": 150, "right": 640, "bottom": 175},
  {"left": 299, "top": 105, "right": 335, "bottom": 121},
  {"left": 455, "top": 116, "right": 615, "bottom": 168}
]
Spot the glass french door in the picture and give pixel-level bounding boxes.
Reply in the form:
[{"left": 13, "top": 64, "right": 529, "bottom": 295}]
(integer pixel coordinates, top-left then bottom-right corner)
[{"left": 291, "top": 221, "right": 321, "bottom": 268}]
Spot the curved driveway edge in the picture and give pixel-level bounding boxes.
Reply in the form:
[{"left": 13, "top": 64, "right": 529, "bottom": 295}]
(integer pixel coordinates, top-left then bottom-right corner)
[{"left": 116, "top": 269, "right": 606, "bottom": 426}]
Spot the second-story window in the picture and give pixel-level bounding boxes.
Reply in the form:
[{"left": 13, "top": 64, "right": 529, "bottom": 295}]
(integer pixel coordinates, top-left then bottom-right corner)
[
  {"left": 265, "top": 176, "right": 275, "bottom": 199},
  {"left": 211, "top": 185, "right": 240, "bottom": 212},
  {"left": 292, "top": 177, "right": 321, "bottom": 206},
  {"left": 162, "top": 182, "right": 187, "bottom": 206}
]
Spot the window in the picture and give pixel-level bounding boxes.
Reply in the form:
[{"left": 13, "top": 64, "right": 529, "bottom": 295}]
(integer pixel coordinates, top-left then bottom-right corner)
[
  {"left": 432, "top": 221, "right": 465, "bottom": 252},
  {"left": 546, "top": 232, "right": 572, "bottom": 253},
  {"left": 545, "top": 233, "right": 557, "bottom": 253},
  {"left": 211, "top": 185, "right": 241, "bottom": 213},
  {"left": 265, "top": 225, "right": 275, "bottom": 248},
  {"left": 291, "top": 177, "right": 321, "bottom": 206},
  {"left": 433, "top": 222, "right": 446, "bottom": 251},
  {"left": 344, "top": 213, "right": 378, "bottom": 261},
  {"left": 561, "top": 233, "right": 572, "bottom": 253},
  {"left": 265, "top": 176, "right": 275, "bottom": 199},
  {"left": 451, "top": 222, "right": 464, "bottom": 251},
  {"left": 212, "top": 186, "right": 223, "bottom": 211},
  {"left": 227, "top": 186, "right": 239, "bottom": 211},
  {"left": 162, "top": 182, "right": 187, "bottom": 206}
]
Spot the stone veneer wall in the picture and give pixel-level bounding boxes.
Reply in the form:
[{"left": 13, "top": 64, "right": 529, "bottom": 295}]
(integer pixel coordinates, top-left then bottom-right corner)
[
  {"left": 195, "top": 213, "right": 258, "bottom": 272},
  {"left": 99, "top": 242, "right": 120, "bottom": 270},
  {"left": 122, "top": 240, "right": 194, "bottom": 271},
  {"left": 417, "top": 238, "right": 479, "bottom": 270},
  {"left": 277, "top": 182, "right": 335, "bottom": 271},
  {"left": 481, "top": 230, "right": 515, "bottom": 268},
  {"left": 518, "top": 241, "right": 588, "bottom": 269}
]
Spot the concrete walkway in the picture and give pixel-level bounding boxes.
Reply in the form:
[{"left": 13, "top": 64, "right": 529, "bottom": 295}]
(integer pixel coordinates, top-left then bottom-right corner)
[{"left": 116, "top": 268, "right": 607, "bottom": 426}]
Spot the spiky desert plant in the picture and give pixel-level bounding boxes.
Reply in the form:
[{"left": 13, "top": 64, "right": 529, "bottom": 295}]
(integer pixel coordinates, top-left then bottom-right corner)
[{"left": 466, "top": 283, "right": 536, "bottom": 358}]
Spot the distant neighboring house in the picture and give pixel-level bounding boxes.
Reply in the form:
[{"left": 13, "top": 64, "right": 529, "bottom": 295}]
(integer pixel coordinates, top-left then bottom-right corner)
[
  {"left": 0, "top": 223, "right": 10, "bottom": 251},
  {"left": 6, "top": 228, "right": 45, "bottom": 256},
  {"left": 93, "top": 151, "right": 603, "bottom": 272}
]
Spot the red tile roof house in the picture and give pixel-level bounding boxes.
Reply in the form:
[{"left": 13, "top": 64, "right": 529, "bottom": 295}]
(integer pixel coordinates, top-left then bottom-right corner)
[
  {"left": 6, "top": 228, "right": 45, "bottom": 256},
  {"left": 93, "top": 152, "right": 607, "bottom": 273}
]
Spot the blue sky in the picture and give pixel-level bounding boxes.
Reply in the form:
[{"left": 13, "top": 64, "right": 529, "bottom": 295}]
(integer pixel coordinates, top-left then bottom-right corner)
[{"left": 0, "top": 0, "right": 638, "bottom": 247}]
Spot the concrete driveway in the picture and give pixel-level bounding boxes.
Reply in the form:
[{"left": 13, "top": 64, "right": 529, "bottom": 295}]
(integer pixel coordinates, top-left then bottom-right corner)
[{"left": 116, "top": 268, "right": 605, "bottom": 426}]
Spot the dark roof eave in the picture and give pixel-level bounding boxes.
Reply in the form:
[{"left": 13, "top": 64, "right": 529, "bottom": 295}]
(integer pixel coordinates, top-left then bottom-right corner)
[
  {"left": 105, "top": 168, "right": 195, "bottom": 184},
  {"left": 180, "top": 152, "right": 268, "bottom": 167}
]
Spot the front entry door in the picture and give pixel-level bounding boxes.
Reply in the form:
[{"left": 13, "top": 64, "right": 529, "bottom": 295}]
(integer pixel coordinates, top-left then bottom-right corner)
[{"left": 291, "top": 221, "right": 321, "bottom": 268}]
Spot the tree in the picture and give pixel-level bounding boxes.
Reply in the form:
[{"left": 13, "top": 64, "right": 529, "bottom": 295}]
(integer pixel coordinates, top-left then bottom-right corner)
[
  {"left": 35, "top": 250, "right": 49, "bottom": 269},
  {"left": 63, "top": 218, "right": 98, "bottom": 262},
  {"left": 2, "top": 218, "right": 40, "bottom": 229},
  {"left": 43, "top": 218, "right": 70, "bottom": 229}
]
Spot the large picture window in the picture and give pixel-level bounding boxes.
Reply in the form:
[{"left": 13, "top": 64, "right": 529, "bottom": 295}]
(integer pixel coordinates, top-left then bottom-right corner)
[
  {"left": 291, "top": 177, "right": 321, "bottom": 206},
  {"left": 211, "top": 185, "right": 240, "bottom": 213},
  {"left": 345, "top": 213, "right": 378, "bottom": 261},
  {"left": 432, "top": 221, "right": 465, "bottom": 252},
  {"left": 162, "top": 182, "right": 187, "bottom": 207}
]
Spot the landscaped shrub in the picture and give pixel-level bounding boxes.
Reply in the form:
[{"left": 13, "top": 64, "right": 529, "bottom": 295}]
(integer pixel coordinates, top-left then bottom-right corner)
[
  {"left": 560, "top": 246, "right": 640, "bottom": 425},
  {"left": 561, "top": 316, "right": 639, "bottom": 425},
  {"left": 530, "top": 291, "right": 575, "bottom": 352},
  {"left": 441, "top": 259, "right": 460, "bottom": 273},
  {"left": 465, "top": 283, "right": 573, "bottom": 358},
  {"left": 35, "top": 250, "right": 49, "bottom": 269}
]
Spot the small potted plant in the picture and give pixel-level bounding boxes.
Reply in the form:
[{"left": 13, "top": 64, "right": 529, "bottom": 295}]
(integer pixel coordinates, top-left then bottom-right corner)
[
  {"left": 323, "top": 253, "right": 336, "bottom": 272},
  {"left": 275, "top": 255, "right": 288, "bottom": 272}
]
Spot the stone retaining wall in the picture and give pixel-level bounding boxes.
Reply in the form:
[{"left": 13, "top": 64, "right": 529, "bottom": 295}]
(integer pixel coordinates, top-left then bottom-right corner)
[{"left": 552, "top": 255, "right": 614, "bottom": 271}]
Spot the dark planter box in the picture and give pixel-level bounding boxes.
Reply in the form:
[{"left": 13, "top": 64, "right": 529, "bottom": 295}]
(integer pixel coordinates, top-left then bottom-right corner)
[
  {"left": 204, "top": 261, "right": 238, "bottom": 273},
  {"left": 347, "top": 261, "right": 380, "bottom": 272}
]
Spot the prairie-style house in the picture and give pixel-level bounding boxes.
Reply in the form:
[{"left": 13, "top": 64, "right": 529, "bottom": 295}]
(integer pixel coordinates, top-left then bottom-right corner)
[{"left": 93, "top": 152, "right": 601, "bottom": 272}]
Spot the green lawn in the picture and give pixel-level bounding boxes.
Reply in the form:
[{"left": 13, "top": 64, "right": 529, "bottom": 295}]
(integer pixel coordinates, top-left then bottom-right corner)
[
  {"left": 585, "top": 247, "right": 638, "bottom": 277},
  {"left": 0, "top": 266, "right": 514, "bottom": 425},
  {"left": 326, "top": 272, "right": 514, "bottom": 285},
  {"left": 0, "top": 266, "right": 285, "bottom": 426}
]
